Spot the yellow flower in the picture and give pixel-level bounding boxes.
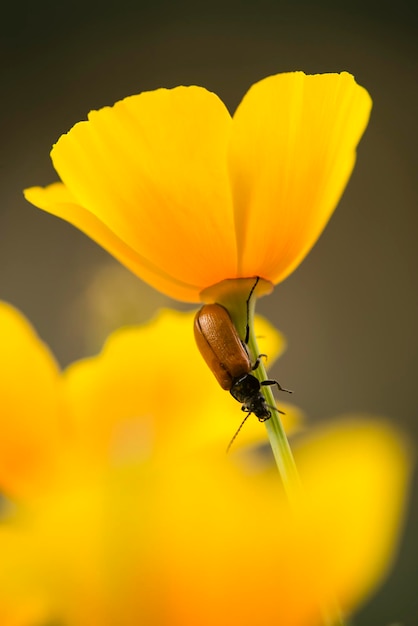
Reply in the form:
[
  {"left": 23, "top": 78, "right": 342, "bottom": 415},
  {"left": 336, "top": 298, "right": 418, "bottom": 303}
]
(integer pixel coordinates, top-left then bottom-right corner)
[
  {"left": 24, "top": 72, "right": 372, "bottom": 302},
  {"left": 0, "top": 302, "right": 411, "bottom": 626}
]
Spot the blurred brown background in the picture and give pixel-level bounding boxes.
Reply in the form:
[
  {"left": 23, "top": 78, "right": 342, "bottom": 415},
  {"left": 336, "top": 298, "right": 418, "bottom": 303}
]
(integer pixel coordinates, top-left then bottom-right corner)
[{"left": 1, "top": 1, "right": 417, "bottom": 624}]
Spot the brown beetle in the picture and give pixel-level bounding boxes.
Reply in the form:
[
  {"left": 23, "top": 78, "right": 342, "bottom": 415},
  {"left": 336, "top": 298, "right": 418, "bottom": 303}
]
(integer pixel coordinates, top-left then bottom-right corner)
[{"left": 194, "top": 284, "right": 290, "bottom": 424}]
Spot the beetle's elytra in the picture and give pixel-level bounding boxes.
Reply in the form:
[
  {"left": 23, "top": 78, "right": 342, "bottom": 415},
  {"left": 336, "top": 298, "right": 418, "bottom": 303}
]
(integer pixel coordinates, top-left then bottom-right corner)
[
  {"left": 194, "top": 303, "right": 251, "bottom": 391},
  {"left": 194, "top": 291, "right": 290, "bottom": 425}
]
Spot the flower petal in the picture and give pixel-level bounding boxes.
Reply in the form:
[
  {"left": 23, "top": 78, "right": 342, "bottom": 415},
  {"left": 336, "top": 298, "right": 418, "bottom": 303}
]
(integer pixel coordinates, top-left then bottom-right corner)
[
  {"left": 228, "top": 71, "right": 372, "bottom": 280},
  {"left": 149, "top": 419, "right": 411, "bottom": 626},
  {"left": 24, "top": 183, "right": 202, "bottom": 301},
  {"left": 165, "top": 420, "right": 411, "bottom": 626},
  {"left": 292, "top": 418, "right": 412, "bottom": 621},
  {"left": 0, "top": 376, "right": 410, "bottom": 625},
  {"left": 25, "top": 74, "right": 372, "bottom": 301},
  {"left": 47, "top": 87, "right": 238, "bottom": 299},
  {"left": 0, "top": 303, "right": 62, "bottom": 496}
]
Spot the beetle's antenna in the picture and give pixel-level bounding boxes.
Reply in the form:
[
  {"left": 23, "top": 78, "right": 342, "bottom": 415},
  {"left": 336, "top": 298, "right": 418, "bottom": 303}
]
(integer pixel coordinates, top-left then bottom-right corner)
[
  {"left": 244, "top": 276, "right": 260, "bottom": 345},
  {"left": 226, "top": 404, "right": 286, "bottom": 452},
  {"left": 226, "top": 412, "right": 252, "bottom": 454}
]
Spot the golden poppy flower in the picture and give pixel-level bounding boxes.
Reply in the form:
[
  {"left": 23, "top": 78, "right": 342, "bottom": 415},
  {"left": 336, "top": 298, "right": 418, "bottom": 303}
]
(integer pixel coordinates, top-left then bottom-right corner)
[
  {"left": 0, "top": 302, "right": 411, "bottom": 626},
  {"left": 24, "top": 72, "right": 372, "bottom": 302}
]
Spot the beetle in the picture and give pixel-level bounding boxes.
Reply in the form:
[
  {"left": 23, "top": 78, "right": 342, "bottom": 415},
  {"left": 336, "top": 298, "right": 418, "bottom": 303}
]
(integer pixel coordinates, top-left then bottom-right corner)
[{"left": 194, "top": 278, "right": 291, "bottom": 429}]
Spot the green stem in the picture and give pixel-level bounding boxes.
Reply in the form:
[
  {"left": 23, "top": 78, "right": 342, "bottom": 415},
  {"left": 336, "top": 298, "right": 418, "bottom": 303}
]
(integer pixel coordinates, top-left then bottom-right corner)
[
  {"left": 213, "top": 279, "right": 301, "bottom": 498},
  {"left": 210, "top": 278, "right": 347, "bottom": 626},
  {"left": 246, "top": 311, "right": 302, "bottom": 502},
  {"left": 249, "top": 325, "right": 348, "bottom": 626},
  {"left": 216, "top": 279, "right": 302, "bottom": 499},
  {"left": 249, "top": 318, "right": 350, "bottom": 626}
]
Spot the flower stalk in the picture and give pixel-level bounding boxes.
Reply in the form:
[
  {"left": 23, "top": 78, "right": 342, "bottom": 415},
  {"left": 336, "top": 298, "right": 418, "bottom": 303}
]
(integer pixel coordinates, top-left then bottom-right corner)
[
  {"left": 210, "top": 279, "right": 350, "bottom": 626},
  {"left": 247, "top": 299, "right": 351, "bottom": 626},
  {"left": 247, "top": 324, "right": 302, "bottom": 500},
  {"left": 205, "top": 277, "right": 301, "bottom": 499},
  {"left": 249, "top": 314, "right": 350, "bottom": 626}
]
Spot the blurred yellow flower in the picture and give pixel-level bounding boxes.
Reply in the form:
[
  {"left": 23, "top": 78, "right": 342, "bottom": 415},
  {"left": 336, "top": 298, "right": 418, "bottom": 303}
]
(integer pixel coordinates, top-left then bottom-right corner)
[
  {"left": 24, "top": 72, "right": 372, "bottom": 302},
  {"left": 0, "top": 302, "right": 411, "bottom": 626}
]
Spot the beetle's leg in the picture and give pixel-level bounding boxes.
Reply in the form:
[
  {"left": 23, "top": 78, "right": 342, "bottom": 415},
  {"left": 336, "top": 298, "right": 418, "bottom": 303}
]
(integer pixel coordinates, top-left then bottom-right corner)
[
  {"left": 261, "top": 379, "right": 293, "bottom": 394},
  {"left": 251, "top": 354, "right": 267, "bottom": 371}
]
